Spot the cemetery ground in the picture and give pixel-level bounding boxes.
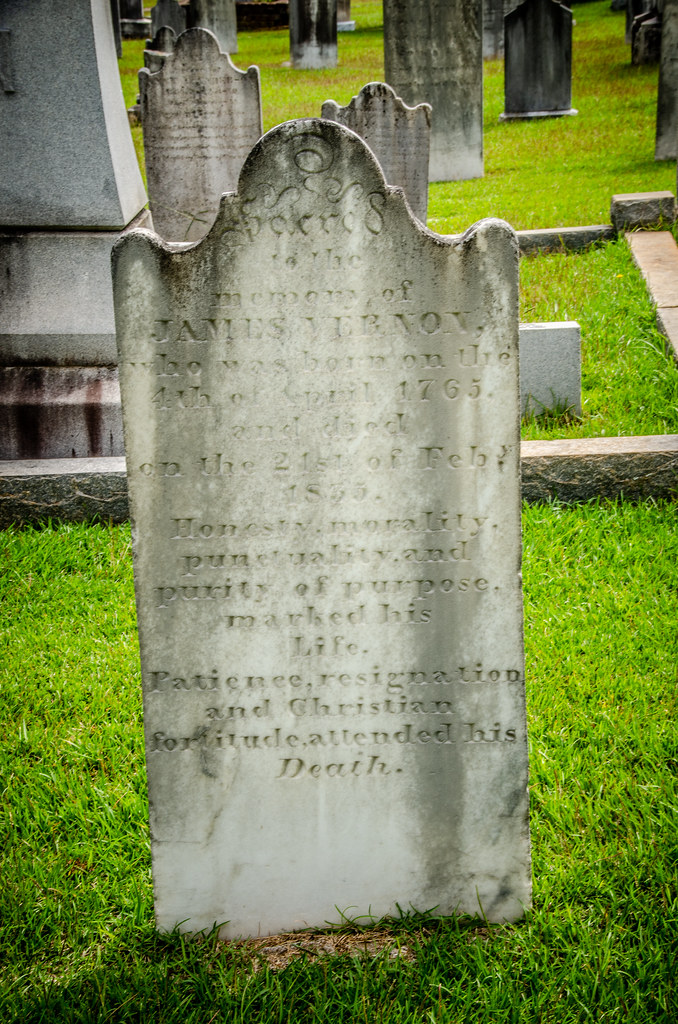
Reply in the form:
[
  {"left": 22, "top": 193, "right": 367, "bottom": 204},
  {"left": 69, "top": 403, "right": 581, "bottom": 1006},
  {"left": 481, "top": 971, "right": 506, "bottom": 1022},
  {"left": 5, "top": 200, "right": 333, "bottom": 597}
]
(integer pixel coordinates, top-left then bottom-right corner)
[
  {"left": 0, "top": 1, "right": 676, "bottom": 1020},
  {"left": 1, "top": 503, "right": 675, "bottom": 1021}
]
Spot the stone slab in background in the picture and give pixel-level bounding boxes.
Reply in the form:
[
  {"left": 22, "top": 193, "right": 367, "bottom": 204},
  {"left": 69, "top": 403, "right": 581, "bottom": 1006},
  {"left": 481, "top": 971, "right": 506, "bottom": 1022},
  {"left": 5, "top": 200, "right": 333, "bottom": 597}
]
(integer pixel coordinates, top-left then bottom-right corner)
[
  {"left": 483, "top": 0, "right": 512, "bottom": 58},
  {"left": 322, "top": 82, "right": 431, "bottom": 223},
  {"left": 655, "top": 0, "right": 678, "bottom": 160},
  {"left": 627, "top": 228, "right": 678, "bottom": 363},
  {"left": 610, "top": 191, "right": 675, "bottom": 231},
  {"left": 139, "top": 29, "right": 262, "bottom": 242},
  {"left": 114, "top": 118, "right": 529, "bottom": 938},
  {"left": 236, "top": 0, "right": 288, "bottom": 30},
  {"left": 3, "top": 436, "right": 677, "bottom": 529},
  {"left": 150, "top": 0, "right": 187, "bottom": 36},
  {"left": 502, "top": 0, "right": 576, "bottom": 118},
  {"left": 0, "top": 367, "right": 123, "bottom": 460},
  {"left": 0, "top": 0, "right": 146, "bottom": 229},
  {"left": 289, "top": 0, "right": 337, "bottom": 67},
  {"left": 522, "top": 434, "right": 678, "bottom": 502},
  {"left": 187, "top": 0, "right": 238, "bottom": 54},
  {"left": 519, "top": 322, "right": 581, "bottom": 417},
  {"left": 516, "top": 225, "right": 615, "bottom": 254},
  {"left": 384, "top": 0, "right": 483, "bottom": 181}
]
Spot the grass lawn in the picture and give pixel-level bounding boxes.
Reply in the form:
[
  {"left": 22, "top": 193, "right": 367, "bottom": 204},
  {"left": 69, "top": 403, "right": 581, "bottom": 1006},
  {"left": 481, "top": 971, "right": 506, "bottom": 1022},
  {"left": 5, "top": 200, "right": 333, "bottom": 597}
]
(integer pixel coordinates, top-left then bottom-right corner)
[{"left": 1, "top": 506, "right": 676, "bottom": 1021}]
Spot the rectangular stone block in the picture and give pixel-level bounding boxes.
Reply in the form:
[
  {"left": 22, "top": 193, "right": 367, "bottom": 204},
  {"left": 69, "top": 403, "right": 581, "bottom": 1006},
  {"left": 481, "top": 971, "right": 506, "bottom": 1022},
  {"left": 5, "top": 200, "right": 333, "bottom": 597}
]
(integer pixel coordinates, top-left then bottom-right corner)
[
  {"left": 113, "top": 118, "right": 530, "bottom": 939},
  {"left": 519, "top": 322, "right": 581, "bottom": 418},
  {"left": 610, "top": 191, "right": 675, "bottom": 232}
]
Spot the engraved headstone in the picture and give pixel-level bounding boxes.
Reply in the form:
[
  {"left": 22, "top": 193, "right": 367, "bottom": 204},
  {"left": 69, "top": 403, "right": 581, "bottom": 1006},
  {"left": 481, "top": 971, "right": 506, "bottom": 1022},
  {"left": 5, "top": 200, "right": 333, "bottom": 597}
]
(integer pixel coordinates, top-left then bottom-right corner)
[
  {"left": 384, "top": 0, "right": 483, "bottom": 181},
  {"left": 187, "top": 0, "right": 238, "bottom": 55},
  {"left": 139, "top": 28, "right": 262, "bottom": 242},
  {"left": 0, "top": 0, "right": 148, "bottom": 460},
  {"left": 151, "top": 0, "right": 187, "bottom": 38},
  {"left": 655, "top": 0, "right": 678, "bottom": 159},
  {"left": 322, "top": 82, "right": 431, "bottom": 223},
  {"left": 113, "top": 118, "right": 531, "bottom": 939},
  {"left": 289, "top": 0, "right": 337, "bottom": 69},
  {"left": 502, "top": 0, "right": 577, "bottom": 119}
]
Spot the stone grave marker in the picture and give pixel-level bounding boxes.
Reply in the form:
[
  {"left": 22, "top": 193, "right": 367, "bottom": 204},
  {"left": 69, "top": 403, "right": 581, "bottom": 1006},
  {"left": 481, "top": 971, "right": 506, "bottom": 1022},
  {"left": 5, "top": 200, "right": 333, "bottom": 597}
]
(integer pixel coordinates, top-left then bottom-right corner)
[
  {"left": 144, "top": 26, "right": 178, "bottom": 72},
  {"left": 484, "top": 0, "right": 512, "bottom": 59},
  {"left": 384, "top": 0, "right": 483, "bottom": 181},
  {"left": 321, "top": 82, "right": 431, "bottom": 223},
  {"left": 290, "top": 0, "right": 337, "bottom": 68},
  {"left": 337, "top": 0, "right": 355, "bottom": 31},
  {"left": 139, "top": 28, "right": 262, "bottom": 242},
  {"left": 150, "top": 0, "right": 187, "bottom": 38},
  {"left": 519, "top": 322, "right": 581, "bottom": 418},
  {"left": 502, "top": 0, "right": 577, "bottom": 119},
  {"left": 655, "top": 0, "right": 678, "bottom": 160},
  {"left": 113, "top": 118, "right": 531, "bottom": 939},
  {"left": 0, "top": 0, "right": 147, "bottom": 460},
  {"left": 187, "top": 0, "right": 238, "bottom": 55}
]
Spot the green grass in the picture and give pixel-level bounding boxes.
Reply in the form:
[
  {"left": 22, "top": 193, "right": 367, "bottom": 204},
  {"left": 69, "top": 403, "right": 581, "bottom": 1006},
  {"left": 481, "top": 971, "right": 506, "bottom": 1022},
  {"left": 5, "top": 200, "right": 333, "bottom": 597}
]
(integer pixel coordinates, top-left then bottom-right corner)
[
  {"left": 1, "top": 508, "right": 676, "bottom": 1021},
  {"left": 118, "top": 3, "right": 678, "bottom": 442}
]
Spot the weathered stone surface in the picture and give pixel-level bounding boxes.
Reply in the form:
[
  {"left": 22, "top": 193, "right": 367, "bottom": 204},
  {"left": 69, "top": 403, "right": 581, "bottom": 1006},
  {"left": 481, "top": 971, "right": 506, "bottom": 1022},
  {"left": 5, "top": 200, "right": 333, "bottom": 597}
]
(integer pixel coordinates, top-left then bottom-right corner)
[
  {"left": 626, "top": 228, "right": 678, "bottom": 364},
  {"left": 519, "top": 322, "right": 581, "bottom": 418},
  {"left": 0, "top": 0, "right": 146, "bottom": 229},
  {"left": 113, "top": 119, "right": 529, "bottom": 939},
  {"left": 503, "top": 0, "right": 576, "bottom": 118},
  {"left": 384, "top": 0, "right": 483, "bottom": 181},
  {"left": 516, "top": 225, "right": 614, "bottom": 254},
  {"left": 144, "top": 26, "right": 177, "bottom": 72},
  {"left": 322, "top": 83, "right": 431, "bottom": 222},
  {"left": 120, "top": 0, "right": 150, "bottom": 36},
  {"left": 483, "top": 0, "right": 512, "bottom": 59},
  {"left": 237, "top": 1, "right": 289, "bottom": 30},
  {"left": 610, "top": 191, "right": 675, "bottom": 231},
  {"left": 0, "top": 367, "right": 123, "bottom": 460},
  {"left": 187, "top": 0, "right": 238, "bottom": 54},
  {"left": 0, "top": 458, "right": 128, "bottom": 529},
  {"left": 139, "top": 29, "right": 262, "bottom": 242},
  {"left": 150, "top": 0, "right": 187, "bottom": 37},
  {"left": 337, "top": 0, "right": 355, "bottom": 30},
  {"left": 522, "top": 434, "right": 678, "bottom": 502},
  {"left": 289, "top": 0, "right": 337, "bottom": 68},
  {"left": 632, "top": 10, "right": 662, "bottom": 64},
  {"left": 655, "top": 0, "right": 678, "bottom": 159}
]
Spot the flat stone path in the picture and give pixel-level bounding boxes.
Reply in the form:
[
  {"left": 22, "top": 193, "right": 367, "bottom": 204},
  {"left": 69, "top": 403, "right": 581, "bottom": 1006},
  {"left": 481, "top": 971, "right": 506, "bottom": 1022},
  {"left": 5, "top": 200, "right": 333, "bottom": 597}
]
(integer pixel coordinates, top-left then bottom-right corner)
[{"left": 626, "top": 230, "right": 678, "bottom": 363}]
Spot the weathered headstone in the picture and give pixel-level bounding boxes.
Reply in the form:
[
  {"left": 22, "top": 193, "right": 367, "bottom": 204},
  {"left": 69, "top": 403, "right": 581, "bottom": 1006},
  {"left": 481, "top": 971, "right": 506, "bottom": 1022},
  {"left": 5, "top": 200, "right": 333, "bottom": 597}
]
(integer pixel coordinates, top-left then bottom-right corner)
[
  {"left": 484, "top": 0, "right": 512, "bottom": 59},
  {"left": 0, "top": 0, "right": 148, "bottom": 460},
  {"left": 113, "top": 118, "right": 531, "bottom": 939},
  {"left": 187, "top": 0, "right": 238, "bottom": 55},
  {"left": 502, "top": 0, "right": 577, "bottom": 119},
  {"left": 519, "top": 322, "right": 581, "bottom": 418},
  {"left": 384, "top": 0, "right": 483, "bottom": 181},
  {"left": 655, "top": 0, "right": 678, "bottom": 159},
  {"left": 337, "top": 0, "right": 355, "bottom": 31},
  {"left": 289, "top": 0, "right": 337, "bottom": 68},
  {"left": 144, "top": 26, "right": 178, "bottom": 72},
  {"left": 120, "top": 0, "right": 151, "bottom": 39},
  {"left": 151, "top": 0, "right": 188, "bottom": 38},
  {"left": 322, "top": 83, "right": 431, "bottom": 223},
  {"left": 139, "top": 28, "right": 262, "bottom": 242},
  {"left": 631, "top": 8, "right": 662, "bottom": 63}
]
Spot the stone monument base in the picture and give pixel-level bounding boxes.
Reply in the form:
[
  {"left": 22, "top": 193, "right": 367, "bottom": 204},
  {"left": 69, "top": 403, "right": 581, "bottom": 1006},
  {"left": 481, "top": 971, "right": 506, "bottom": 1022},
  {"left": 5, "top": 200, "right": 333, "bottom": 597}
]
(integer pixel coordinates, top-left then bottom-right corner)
[
  {"left": 500, "top": 108, "right": 578, "bottom": 121},
  {"left": 121, "top": 18, "right": 151, "bottom": 38},
  {"left": 337, "top": 20, "right": 356, "bottom": 30}
]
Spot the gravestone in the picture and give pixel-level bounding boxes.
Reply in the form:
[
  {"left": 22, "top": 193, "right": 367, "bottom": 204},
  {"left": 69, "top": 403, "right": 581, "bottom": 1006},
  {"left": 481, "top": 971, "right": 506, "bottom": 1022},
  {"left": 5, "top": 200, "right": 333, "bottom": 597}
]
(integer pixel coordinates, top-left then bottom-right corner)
[
  {"left": 655, "top": 0, "right": 678, "bottom": 159},
  {"left": 337, "top": 0, "right": 355, "bottom": 31},
  {"left": 139, "top": 28, "right": 262, "bottom": 242},
  {"left": 144, "top": 26, "right": 178, "bottom": 72},
  {"left": 289, "top": 0, "right": 337, "bottom": 68},
  {"left": 502, "top": 0, "right": 577, "bottom": 119},
  {"left": 484, "top": 0, "right": 512, "bottom": 59},
  {"left": 383, "top": 0, "right": 483, "bottom": 181},
  {"left": 187, "top": 0, "right": 238, "bottom": 55},
  {"left": 120, "top": 0, "right": 151, "bottom": 39},
  {"left": 151, "top": 0, "right": 188, "bottom": 37},
  {"left": 519, "top": 322, "right": 581, "bottom": 418},
  {"left": 0, "top": 0, "right": 148, "bottom": 460},
  {"left": 322, "top": 83, "right": 431, "bottom": 223},
  {"left": 113, "top": 118, "right": 531, "bottom": 939},
  {"left": 631, "top": 8, "right": 662, "bottom": 63}
]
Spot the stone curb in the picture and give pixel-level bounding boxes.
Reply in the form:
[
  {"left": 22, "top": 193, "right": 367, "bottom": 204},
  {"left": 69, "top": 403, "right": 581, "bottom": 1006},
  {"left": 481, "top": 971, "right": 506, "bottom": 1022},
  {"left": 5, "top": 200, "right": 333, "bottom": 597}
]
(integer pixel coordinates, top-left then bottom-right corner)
[
  {"left": 626, "top": 230, "right": 678, "bottom": 364},
  {"left": 1, "top": 436, "right": 675, "bottom": 528},
  {"left": 517, "top": 225, "right": 615, "bottom": 254}
]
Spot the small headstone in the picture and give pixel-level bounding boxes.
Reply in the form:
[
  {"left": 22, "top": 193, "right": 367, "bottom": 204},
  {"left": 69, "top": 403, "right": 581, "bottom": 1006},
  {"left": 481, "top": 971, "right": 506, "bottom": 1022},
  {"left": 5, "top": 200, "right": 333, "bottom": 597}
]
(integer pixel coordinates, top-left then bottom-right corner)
[
  {"left": 322, "top": 83, "right": 431, "bottom": 223},
  {"left": 113, "top": 118, "right": 531, "bottom": 939},
  {"left": 337, "top": 0, "right": 356, "bottom": 31},
  {"left": 120, "top": 0, "right": 151, "bottom": 40},
  {"left": 384, "top": 0, "right": 483, "bottom": 181},
  {"left": 631, "top": 9, "right": 662, "bottom": 63},
  {"left": 139, "top": 28, "right": 262, "bottom": 242},
  {"left": 187, "top": 0, "right": 238, "bottom": 54},
  {"left": 483, "top": 0, "right": 512, "bottom": 59},
  {"left": 151, "top": 0, "right": 188, "bottom": 37},
  {"left": 655, "top": 0, "right": 678, "bottom": 159},
  {"left": 626, "top": 0, "right": 652, "bottom": 44},
  {"left": 144, "top": 26, "right": 178, "bottom": 72},
  {"left": 519, "top": 322, "right": 581, "bottom": 418},
  {"left": 289, "top": 0, "right": 337, "bottom": 68},
  {"left": 502, "top": 0, "right": 577, "bottom": 119}
]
